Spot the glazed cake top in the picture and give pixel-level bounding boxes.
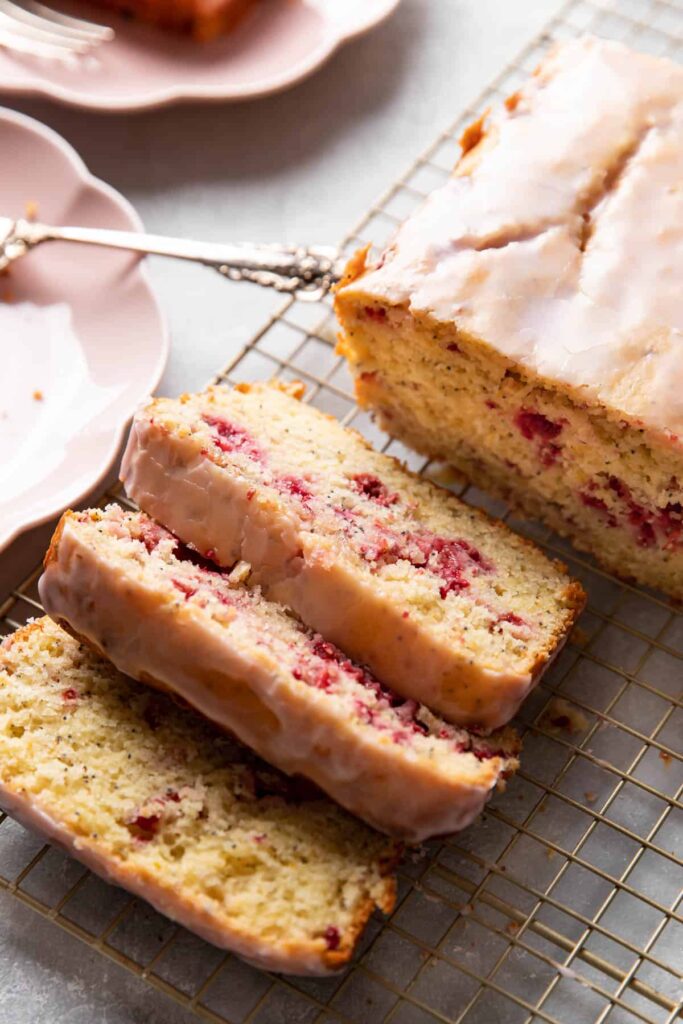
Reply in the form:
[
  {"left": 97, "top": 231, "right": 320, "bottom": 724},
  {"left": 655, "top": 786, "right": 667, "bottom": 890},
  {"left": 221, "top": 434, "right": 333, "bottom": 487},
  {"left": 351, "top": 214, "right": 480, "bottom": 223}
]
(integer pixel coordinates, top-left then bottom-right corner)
[{"left": 346, "top": 36, "right": 683, "bottom": 438}]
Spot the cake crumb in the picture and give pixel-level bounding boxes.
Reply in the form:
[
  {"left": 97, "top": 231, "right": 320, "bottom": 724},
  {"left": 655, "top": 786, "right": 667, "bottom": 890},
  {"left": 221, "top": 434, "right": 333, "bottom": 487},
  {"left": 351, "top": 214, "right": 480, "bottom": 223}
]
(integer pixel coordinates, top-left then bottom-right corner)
[
  {"left": 584, "top": 790, "right": 597, "bottom": 804},
  {"left": 33, "top": 390, "right": 44, "bottom": 402},
  {"left": 659, "top": 750, "right": 672, "bottom": 766},
  {"left": 429, "top": 463, "right": 466, "bottom": 488},
  {"left": 25, "top": 199, "right": 39, "bottom": 221},
  {"left": 460, "top": 902, "right": 473, "bottom": 916},
  {"left": 227, "top": 560, "right": 251, "bottom": 587},
  {"left": 540, "top": 698, "right": 588, "bottom": 736},
  {"left": 407, "top": 844, "right": 429, "bottom": 863},
  {"left": 505, "top": 921, "right": 520, "bottom": 936},
  {"left": 570, "top": 625, "right": 590, "bottom": 648},
  {"left": 459, "top": 111, "right": 487, "bottom": 155}
]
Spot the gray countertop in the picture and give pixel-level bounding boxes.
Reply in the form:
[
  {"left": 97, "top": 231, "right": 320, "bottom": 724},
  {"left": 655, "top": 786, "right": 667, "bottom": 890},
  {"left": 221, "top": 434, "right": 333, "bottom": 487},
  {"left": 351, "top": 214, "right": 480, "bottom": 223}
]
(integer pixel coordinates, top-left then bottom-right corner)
[{"left": 1, "top": 2, "right": 563, "bottom": 1019}]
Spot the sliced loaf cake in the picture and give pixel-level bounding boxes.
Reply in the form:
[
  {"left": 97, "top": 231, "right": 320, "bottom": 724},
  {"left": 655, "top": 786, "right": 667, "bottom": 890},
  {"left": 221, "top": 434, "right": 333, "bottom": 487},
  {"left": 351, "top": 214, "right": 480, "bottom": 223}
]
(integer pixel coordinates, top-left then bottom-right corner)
[
  {"left": 39, "top": 506, "right": 520, "bottom": 841},
  {"left": 0, "top": 617, "right": 397, "bottom": 974},
  {"left": 121, "top": 380, "right": 584, "bottom": 730},
  {"left": 335, "top": 37, "right": 683, "bottom": 600}
]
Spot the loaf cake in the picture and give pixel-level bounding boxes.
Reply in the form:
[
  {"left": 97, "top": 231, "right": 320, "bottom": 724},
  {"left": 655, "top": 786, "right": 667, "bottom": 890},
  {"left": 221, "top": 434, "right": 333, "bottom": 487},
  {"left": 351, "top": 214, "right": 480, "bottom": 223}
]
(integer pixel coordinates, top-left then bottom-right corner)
[
  {"left": 335, "top": 35, "right": 683, "bottom": 600},
  {"left": 40, "top": 506, "right": 520, "bottom": 841},
  {"left": 0, "top": 617, "right": 397, "bottom": 974},
  {"left": 121, "top": 381, "right": 584, "bottom": 730},
  {"left": 91, "top": 0, "right": 257, "bottom": 40}
]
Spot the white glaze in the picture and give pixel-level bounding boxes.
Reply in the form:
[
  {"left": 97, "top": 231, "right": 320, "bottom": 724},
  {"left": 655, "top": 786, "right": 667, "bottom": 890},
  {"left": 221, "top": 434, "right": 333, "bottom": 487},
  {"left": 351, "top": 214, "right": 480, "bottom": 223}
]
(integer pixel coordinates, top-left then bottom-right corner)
[
  {"left": 344, "top": 36, "right": 683, "bottom": 437},
  {"left": 39, "top": 513, "right": 514, "bottom": 842}
]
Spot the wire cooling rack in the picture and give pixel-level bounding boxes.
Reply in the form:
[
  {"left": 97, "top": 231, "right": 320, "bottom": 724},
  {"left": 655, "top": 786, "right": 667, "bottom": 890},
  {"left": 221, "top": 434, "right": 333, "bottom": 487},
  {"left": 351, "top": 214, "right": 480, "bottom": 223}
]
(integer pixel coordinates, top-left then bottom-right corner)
[{"left": 1, "top": 1, "right": 682, "bottom": 1021}]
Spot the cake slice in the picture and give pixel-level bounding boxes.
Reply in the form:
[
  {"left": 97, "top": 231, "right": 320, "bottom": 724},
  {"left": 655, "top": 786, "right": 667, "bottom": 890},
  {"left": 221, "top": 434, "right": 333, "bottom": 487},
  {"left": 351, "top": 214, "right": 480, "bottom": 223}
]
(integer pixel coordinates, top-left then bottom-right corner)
[
  {"left": 335, "top": 35, "right": 683, "bottom": 600},
  {"left": 39, "top": 506, "right": 520, "bottom": 842},
  {"left": 121, "top": 381, "right": 584, "bottom": 730},
  {"left": 90, "top": 0, "right": 257, "bottom": 41},
  {"left": 0, "top": 617, "right": 397, "bottom": 974}
]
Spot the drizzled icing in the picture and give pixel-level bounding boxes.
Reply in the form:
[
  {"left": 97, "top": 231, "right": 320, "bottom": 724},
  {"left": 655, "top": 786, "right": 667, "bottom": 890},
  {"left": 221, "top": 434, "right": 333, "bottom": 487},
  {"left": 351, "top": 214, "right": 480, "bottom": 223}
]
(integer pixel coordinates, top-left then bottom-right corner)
[{"left": 346, "top": 37, "right": 683, "bottom": 438}]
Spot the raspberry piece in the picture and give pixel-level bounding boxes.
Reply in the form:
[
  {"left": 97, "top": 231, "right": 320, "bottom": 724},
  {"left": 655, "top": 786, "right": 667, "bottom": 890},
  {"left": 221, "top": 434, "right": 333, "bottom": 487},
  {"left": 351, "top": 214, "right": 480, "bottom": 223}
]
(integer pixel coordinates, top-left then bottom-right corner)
[
  {"left": 129, "top": 814, "right": 161, "bottom": 840},
  {"left": 312, "top": 639, "right": 341, "bottom": 662},
  {"left": 276, "top": 474, "right": 313, "bottom": 504},
  {"left": 202, "top": 414, "right": 265, "bottom": 464},
  {"left": 514, "top": 409, "right": 565, "bottom": 468},
  {"left": 351, "top": 473, "right": 399, "bottom": 506},
  {"left": 471, "top": 747, "right": 500, "bottom": 762},
  {"left": 579, "top": 491, "right": 609, "bottom": 513},
  {"left": 137, "top": 520, "right": 167, "bottom": 553},
  {"left": 579, "top": 491, "right": 617, "bottom": 527},
  {"left": 607, "top": 476, "right": 661, "bottom": 547},
  {"left": 514, "top": 409, "right": 563, "bottom": 441},
  {"left": 356, "top": 527, "right": 495, "bottom": 598},
  {"left": 363, "top": 306, "right": 387, "bottom": 323},
  {"left": 324, "top": 926, "right": 341, "bottom": 950},
  {"left": 540, "top": 443, "right": 562, "bottom": 467},
  {"left": 172, "top": 577, "right": 197, "bottom": 600},
  {"left": 489, "top": 612, "right": 528, "bottom": 634},
  {"left": 635, "top": 521, "right": 656, "bottom": 548}
]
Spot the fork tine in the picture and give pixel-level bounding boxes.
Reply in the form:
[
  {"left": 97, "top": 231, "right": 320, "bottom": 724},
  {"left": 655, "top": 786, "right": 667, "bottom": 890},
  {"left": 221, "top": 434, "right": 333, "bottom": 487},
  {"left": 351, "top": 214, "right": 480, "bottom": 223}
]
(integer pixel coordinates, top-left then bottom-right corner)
[
  {"left": 0, "top": 0, "right": 112, "bottom": 53},
  {"left": 0, "top": 4, "right": 90, "bottom": 51},
  {"left": 21, "top": 0, "right": 113, "bottom": 41},
  {"left": 0, "top": 21, "right": 82, "bottom": 55}
]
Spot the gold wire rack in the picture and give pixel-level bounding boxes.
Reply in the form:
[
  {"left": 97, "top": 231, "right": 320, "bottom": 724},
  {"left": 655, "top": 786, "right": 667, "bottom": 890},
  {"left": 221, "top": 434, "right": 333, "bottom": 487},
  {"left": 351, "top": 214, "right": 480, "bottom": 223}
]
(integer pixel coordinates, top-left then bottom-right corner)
[{"left": 1, "top": 0, "right": 682, "bottom": 1021}]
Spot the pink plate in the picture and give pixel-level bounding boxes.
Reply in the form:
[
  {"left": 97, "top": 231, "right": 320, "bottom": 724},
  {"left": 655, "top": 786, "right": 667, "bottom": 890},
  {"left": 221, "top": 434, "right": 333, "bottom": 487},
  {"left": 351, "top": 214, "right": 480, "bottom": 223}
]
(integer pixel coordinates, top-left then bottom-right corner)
[
  {"left": 0, "top": 0, "right": 401, "bottom": 112},
  {"left": 0, "top": 108, "right": 168, "bottom": 552}
]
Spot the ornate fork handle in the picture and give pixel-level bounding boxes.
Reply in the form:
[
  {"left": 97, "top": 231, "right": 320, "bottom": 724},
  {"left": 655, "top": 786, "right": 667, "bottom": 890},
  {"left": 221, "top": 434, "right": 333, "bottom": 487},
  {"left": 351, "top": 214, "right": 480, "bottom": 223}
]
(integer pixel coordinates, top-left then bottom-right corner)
[{"left": 0, "top": 218, "right": 345, "bottom": 299}]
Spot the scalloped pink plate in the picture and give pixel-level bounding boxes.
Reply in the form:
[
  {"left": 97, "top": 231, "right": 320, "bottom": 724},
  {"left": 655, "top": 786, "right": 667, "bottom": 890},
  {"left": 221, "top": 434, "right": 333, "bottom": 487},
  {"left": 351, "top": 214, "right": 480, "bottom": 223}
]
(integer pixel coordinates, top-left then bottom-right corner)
[
  {"left": 0, "top": 108, "right": 168, "bottom": 552},
  {"left": 0, "top": 0, "right": 401, "bottom": 112}
]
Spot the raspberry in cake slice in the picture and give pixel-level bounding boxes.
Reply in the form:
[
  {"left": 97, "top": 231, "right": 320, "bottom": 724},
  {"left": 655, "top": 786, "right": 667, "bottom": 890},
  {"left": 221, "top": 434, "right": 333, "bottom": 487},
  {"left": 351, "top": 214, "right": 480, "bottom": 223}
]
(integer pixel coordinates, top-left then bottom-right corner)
[
  {"left": 89, "top": 0, "right": 257, "bottom": 40},
  {"left": 121, "top": 381, "right": 584, "bottom": 730},
  {"left": 40, "top": 506, "right": 520, "bottom": 842},
  {"left": 336, "top": 36, "right": 683, "bottom": 600},
  {"left": 0, "top": 617, "right": 397, "bottom": 975}
]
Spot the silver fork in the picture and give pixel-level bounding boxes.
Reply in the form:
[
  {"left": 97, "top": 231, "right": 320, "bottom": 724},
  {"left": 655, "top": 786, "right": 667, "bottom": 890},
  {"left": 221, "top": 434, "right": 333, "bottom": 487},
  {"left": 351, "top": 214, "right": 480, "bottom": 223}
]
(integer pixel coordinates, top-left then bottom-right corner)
[
  {"left": 0, "top": 216, "right": 345, "bottom": 299},
  {"left": 0, "top": 0, "right": 113, "bottom": 59}
]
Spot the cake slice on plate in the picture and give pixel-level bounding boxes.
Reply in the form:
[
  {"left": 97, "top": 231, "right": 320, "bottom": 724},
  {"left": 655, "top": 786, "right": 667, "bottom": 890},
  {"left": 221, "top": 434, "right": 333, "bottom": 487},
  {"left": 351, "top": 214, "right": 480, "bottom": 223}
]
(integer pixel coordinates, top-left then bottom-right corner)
[
  {"left": 92, "top": 0, "right": 257, "bottom": 40},
  {"left": 335, "top": 35, "right": 683, "bottom": 600},
  {"left": 121, "top": 380, "right": 584, "bottom": 730},
  {"left": 0, "top": 617, "right": 397, "bottom": 974},
  {"left": 39, "top": 505, "right": 520, "bottom": 842}
]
